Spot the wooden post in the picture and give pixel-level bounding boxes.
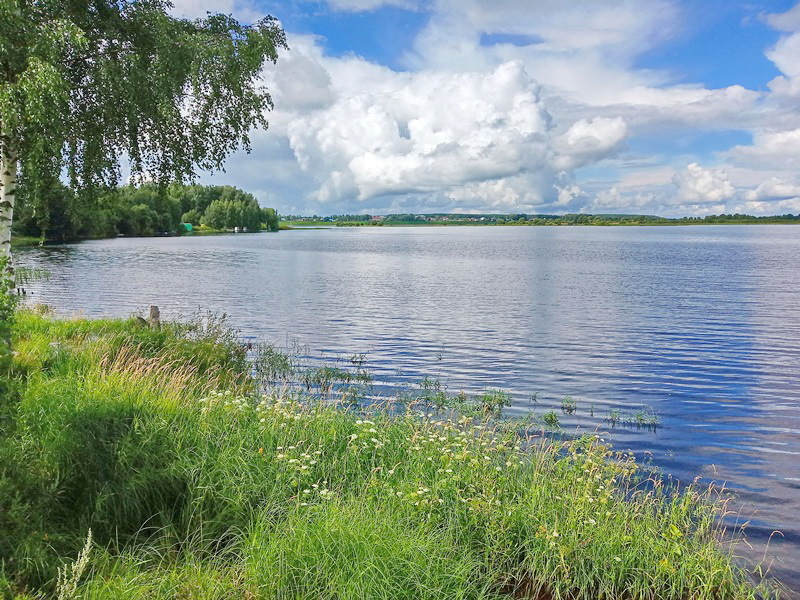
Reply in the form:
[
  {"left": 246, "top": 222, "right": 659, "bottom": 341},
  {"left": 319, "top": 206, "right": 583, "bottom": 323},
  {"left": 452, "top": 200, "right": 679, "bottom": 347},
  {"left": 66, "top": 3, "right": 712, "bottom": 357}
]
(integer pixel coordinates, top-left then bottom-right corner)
[{"left": 149, "top": 305, "right": 161, "bottom": 330}]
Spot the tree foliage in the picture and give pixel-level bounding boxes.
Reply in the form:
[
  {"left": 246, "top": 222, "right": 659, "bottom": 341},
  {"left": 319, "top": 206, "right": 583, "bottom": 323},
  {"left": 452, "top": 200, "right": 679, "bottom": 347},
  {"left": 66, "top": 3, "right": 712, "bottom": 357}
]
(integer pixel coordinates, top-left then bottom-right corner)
[
  {"left": 13, "top": 182, "right": 280, "bottom": 239},
  {"left": 0, "top": 0, "right": 287, "bottom": 255},
  {"left": 173, "top": 184, "right": 271, "bottom": 230}
]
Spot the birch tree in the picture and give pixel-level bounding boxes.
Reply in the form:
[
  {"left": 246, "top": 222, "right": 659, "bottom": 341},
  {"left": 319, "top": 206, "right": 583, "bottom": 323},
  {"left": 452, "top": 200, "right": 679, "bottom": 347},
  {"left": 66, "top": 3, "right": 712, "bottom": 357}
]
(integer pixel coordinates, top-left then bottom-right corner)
[{"left": 0, "top": 0, "right": 286, "bottom": 265}]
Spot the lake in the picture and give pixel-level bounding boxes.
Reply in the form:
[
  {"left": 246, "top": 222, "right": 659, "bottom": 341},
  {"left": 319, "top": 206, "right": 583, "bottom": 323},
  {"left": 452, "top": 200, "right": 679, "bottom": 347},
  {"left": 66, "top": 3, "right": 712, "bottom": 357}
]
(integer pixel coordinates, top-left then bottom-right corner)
[{"left": 16, "top": 225, "right": 800, "bottom": 593}]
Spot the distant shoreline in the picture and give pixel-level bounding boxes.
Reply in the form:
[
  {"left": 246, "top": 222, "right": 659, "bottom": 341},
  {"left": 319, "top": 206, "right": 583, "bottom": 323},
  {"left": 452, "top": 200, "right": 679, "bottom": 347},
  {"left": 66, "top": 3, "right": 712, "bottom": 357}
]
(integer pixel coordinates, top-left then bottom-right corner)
[
  {"left": 282, "top": 219, "right": 800, "bottom": 228},
  {"left": 10, "top": 228, "right": 273, "bottom": 248},
  {"left": 12, "top": 219, "right": 799, "bottom": 248}
]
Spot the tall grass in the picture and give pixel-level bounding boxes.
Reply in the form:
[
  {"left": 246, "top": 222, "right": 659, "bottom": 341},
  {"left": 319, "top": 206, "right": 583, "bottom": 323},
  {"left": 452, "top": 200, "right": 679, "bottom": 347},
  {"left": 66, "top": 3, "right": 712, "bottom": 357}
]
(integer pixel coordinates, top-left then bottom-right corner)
[{"left": 0, "top": 311, "right": 783, "bottom": 598}]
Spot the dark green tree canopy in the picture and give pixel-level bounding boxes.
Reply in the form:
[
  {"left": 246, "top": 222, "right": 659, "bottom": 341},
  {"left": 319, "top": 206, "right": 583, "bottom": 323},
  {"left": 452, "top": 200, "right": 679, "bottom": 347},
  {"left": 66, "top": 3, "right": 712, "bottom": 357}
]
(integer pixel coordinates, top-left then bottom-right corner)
[
  {"left": 0, "top": 0, "right": 286, "bottom": 205},
  {"left": 14, "top": 182, "right": 281, "bottom": 239}
]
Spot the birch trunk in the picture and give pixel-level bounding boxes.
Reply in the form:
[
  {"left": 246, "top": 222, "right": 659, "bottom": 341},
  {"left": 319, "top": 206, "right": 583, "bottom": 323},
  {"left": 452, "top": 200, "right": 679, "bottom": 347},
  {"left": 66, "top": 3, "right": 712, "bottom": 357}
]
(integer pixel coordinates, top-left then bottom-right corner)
[
  {"left": 0, "top": 131, "right": 18, "bottom": 265},
  {"left": 0, "top": 131, "right": 16, "bottom": 368}
]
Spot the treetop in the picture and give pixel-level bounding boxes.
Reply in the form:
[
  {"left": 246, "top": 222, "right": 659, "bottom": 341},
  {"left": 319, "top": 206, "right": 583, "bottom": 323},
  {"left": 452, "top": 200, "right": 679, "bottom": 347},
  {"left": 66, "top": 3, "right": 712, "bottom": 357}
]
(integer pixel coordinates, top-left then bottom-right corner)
[{"left": 0, "top": 0, "right": 287, "bottom": 201}]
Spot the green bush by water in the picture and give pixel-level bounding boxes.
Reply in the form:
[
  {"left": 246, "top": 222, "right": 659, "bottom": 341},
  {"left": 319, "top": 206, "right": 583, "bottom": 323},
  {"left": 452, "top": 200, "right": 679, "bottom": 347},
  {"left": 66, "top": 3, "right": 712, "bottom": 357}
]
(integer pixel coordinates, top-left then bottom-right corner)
[{"left": 0, "top": 311, "right": 782, "bottom": 599}]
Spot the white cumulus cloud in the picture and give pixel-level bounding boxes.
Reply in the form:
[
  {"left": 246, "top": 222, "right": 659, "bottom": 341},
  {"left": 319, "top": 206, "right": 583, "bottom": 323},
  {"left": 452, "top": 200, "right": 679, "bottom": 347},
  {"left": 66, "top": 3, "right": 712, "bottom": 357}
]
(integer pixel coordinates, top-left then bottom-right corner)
[
  {"left": 286, "top": 61, "right": 556, "bottom": 204},
  {"left": 184, "top": 0, "right": 800, "bottom": 217},
  {"left": 552, "top": 117, "right": 628, "bottom": 170},
  {"left": 766, "top": 3, "right": 800, "bottom": 31},
  {"left": 766, "top": 32, "right": 800, "bottom": 98},
  {"left": 670, "top": 163, "right": 735, "bottom": 205},
  {"left": 264, "top": 49, "right": 335, "bottom": 113},
  {"left": 728, "top": 128, "right": 800, "bottom": 170},
  {"left": 744, "top": 178, "right": 800, "bottom": 201},
  {"left": 731, "top": 198, "right": 800, "bottom": 214},
  {"left": 762, "top": 3, "right": 800, "bottom": 100}
]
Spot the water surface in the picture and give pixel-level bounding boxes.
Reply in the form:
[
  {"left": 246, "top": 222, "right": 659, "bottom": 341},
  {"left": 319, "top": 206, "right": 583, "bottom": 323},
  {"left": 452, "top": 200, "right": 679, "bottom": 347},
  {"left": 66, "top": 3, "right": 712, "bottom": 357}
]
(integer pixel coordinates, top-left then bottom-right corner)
[{"left": 18, "top": 225, "right": 800, "bottom": 593}]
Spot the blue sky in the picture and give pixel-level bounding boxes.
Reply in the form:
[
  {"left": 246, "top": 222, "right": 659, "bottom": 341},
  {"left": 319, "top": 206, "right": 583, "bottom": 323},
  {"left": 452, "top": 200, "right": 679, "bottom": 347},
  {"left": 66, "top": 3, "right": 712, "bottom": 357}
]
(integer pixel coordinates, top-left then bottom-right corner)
[
  {"left": 635, "top": 1, "right": 791, "bottom": 89},
  {"left": 267, "top": 2, "right": 430, "bottom": 69},
  {"left": 172, "top": 0, "right": 800, "bottom": 216}
]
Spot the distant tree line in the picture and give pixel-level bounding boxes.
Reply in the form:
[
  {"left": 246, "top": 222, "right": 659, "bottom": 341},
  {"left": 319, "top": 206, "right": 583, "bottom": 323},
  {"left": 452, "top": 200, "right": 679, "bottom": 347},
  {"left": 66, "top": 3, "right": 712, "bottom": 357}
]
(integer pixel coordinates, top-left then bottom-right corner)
[
  {"left": 177, "top": 185, "right": 278, "bottom": 232},
  {"left": 13, "top": 183, "right": 279, "bottom": 241},
  {"left": 283, "top": 214, "right": 373, "bottom": 223},
  {"left": 288, "top": 212, "right": 800, "bottom": 226},
  {"left": 333, "top": 214, "right": 372, "bottom": 222},
  {"left": 495, "top": 213, "right": 800, "bottom": 225}
]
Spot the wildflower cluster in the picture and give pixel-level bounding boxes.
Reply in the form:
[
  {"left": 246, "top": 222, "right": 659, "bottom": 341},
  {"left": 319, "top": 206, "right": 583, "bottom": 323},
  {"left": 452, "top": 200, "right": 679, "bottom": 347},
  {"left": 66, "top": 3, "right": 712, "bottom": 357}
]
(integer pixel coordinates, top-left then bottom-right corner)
[
  {"left": 255, "top": 393, "right": 310, "bottom": 428},
  {"left": 273, "top": 439, "right": 323, "bottom": 484},
  {"left": 192, "top": 384, "right": 763, "bottom": 599},
  {"left": 299, "top": 482, "right": 333, "bottom": 506},
  {"left": 347, "top": 419, "right": 386, "bottom": 452},
  {"left": 197, "top": 390, "right": 253, "bottom": 416},
  {"left": 348, "top": 414, "right": 534, "bottom": 519}
]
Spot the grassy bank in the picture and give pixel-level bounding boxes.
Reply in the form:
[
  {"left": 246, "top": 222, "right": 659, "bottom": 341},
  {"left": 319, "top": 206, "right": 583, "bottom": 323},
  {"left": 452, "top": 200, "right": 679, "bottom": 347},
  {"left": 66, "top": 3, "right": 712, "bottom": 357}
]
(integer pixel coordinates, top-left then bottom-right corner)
[
  {"left": 0, "top": 311, "right": 780, "bottom": 599},
  {"left": 280, "top": 220, "right": 332, "bottom": 227},
  {"left": 9, "top": 237, "right": 43, "bottom": 248}
]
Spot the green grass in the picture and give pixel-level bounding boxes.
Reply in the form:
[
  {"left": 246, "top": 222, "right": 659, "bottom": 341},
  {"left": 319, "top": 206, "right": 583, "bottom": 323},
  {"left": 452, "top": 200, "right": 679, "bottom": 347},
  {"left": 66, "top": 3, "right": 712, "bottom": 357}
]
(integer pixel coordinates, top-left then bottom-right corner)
[
  {"left": 9, "top": 236, "right": 42, "bottom": 248},
  {"left": 280, "top": 220, "right": 332, "bottom": 227},
  {"left": 0, "top": 311, "right": 783, "bottom": 599},
  {"left": 187, "top": 226, "right": 265, "bottom": 235}
]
